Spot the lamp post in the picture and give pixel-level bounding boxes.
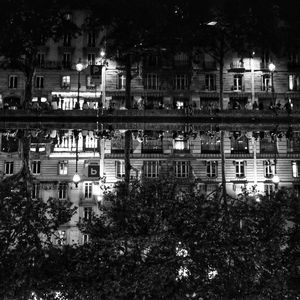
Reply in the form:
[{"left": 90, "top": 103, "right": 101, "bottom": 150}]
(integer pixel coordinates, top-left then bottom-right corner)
[
  {"left": 272, "top": 132, "right": 280, "bottom": 191},
  {"left": 100, "top": 49, "right": 106, "bottom": 113},
  {"left": 72, "top": 130, "right": 80, "bottom": 187},
  {"left": 269, "top": 63, "right": 276, "bottom": 105},
  {"left": 76, "top": 59, "right": 83, "bottom": 109}
]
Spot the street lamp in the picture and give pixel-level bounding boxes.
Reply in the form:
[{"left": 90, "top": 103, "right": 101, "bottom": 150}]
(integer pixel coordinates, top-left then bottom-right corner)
[
  {"left": 76, "top": 59, "right": 84, "bottom": 109},
  {"left": 72, "top": 130, "right": 80, "bottom": 187},
  {"left": 268, "top": 63, "right": 276, "bottom": 105},
  {"left": 272, "top": 129, "right": 280, "bottom": 191}
]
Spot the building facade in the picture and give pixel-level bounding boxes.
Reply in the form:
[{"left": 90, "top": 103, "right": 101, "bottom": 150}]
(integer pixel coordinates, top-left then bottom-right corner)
[{"left": 1, "top": 10, "right": 300, "bottom": 245}]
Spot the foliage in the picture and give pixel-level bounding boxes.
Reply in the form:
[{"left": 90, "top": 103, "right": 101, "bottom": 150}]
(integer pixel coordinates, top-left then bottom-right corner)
[
  {"left": 0, "top": 182, "right": 76, "bottom": 299},
  {"left": 0, "top": 0, "right": 79, "bottom": 106},
  {"left": 59, "top": 180, "right": 300, "bottom": 299}
]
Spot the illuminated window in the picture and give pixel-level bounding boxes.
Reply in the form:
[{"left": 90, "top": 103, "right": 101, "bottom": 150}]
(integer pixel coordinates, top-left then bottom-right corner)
[
  {"left": 86, "top": 75, "right": 96, "bottom": 88},
  {"left": 292, "top": 161, "right": 300, "bottom": 177},
  {"left": 261, "top": 74, "right": 271, "bottom": 91},
  {"left": 233, "top": 74, "right": 243, "bottom": 91},
  {"left": 235, "top": 161, "right": 245, "bottom": 178},
  {"left": 264, "top": 160, "right": 274, "bottom": 178},
  {"left": 35, "top": 76, "right": 44, "bottom": 88},
  {"left": 83, "top": 207, "right": 92, "bottom": 220},
  {"left": 115, "top": 160, "right": 125, "bottom": 178},
  {"left": 206, "top": 161, "right": 217, "bottom": 178},
  {"left": 58, "top": 183, "right": 68, "bottom": 200},
  {"left": 175, "top": 161, "right": 189, "bottom": 178},
  {"left": 32, "top": 183, "right": 40, "bottom": 199},
  {"left": 61, "top": 76, "right": 70, "bottom": 89},
  {"left": 4, "top": 161, "right": 14, "bottom": 175},
  {"left": 8, "top": 75, "right": 18, "bottom": 88},
  {"left": 84, "top": 135, "right": 98, "bottom": 149},
  {"left": 31, "top": 160, "right": 41, "bottom": 175},
  {"left": 143, "top": 161, "right": 160, "bottom": 178},
  {"left": 57, "top": 230, "right": 66, "bottom": 246},
  {"left": 87, "top": 53, "right": 95, "bottom": 65},
  {"left": 144, "top": 73, "right": 159, "bottom": 89},
  {"left": 173, "top": 136, "right": 189, "bottom": 152},
  {"left": 117, "top": 74, "right": 126, "bottom": 89},
  {"left": 205, "top": 74, "right": 216, "bottom": 91},
  {"left": 174, "top": 74, "right": 189, "bottom": 90},
  {"left": 289, "top": 74, "right": 300, "bottom": 91},
  {"left": 84, "top": 182, "right": 93, "bottom": 199}
]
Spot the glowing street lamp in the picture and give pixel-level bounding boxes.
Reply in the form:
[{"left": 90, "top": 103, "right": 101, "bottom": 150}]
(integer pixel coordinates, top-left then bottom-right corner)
[
  {"left": 75, "top": 59, "right": 84, "bottom": 109},
  {"left": 72, "top": 130, "right": 80, "bottom": 187}
]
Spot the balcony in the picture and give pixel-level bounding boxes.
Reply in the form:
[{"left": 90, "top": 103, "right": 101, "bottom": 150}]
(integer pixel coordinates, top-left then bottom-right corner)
[{"left": 229, "top": 61, "right": 245, "bottom": 72}]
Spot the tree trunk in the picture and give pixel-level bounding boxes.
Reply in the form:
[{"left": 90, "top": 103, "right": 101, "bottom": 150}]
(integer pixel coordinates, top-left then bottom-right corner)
[
  {"left": 24, "top": 65, "right": 34, "bottom": 110},
  {"left": 220, "top": 130, "right": 227, "bottom": 205}
]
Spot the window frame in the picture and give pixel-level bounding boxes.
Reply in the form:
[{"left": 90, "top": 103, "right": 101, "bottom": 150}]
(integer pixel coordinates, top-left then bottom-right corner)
[
  {"left": 84, "top": 182, "right": 93, "bottom": 199},
  {"left": 143, "top": 161, "right": 160, "bottom": 178},
  {"left": 175, "top": 161, "right": 189, "bottom": 178},
  {"left": 31, "top": 160, "right": 41, "bottom": 175},
  {"left": 4, "top": 161, "right": 14, "bottom": 175},
  {"left": 8, "top": 75, "right": 18, "bottom": 89},
  {"left": 233, "top": 74, "right": 243, "bottom": 91},
  {"left": 235, "top": 161, "right": 245, "bottom": 178},
  {"left": 58, "top": 182, "right": 68, "bottom": 200},
  {"left": 115, "top": 160, "right": 125, "bottom": 178},
  {"left": 205, "top": 74, "right": 216, "bottom": 91},
  {"left": 206, "top": 161, "right": 218, "bottom": 178},
  {"left": 35, "top": 75, "right": 44, "bottom": 89}
]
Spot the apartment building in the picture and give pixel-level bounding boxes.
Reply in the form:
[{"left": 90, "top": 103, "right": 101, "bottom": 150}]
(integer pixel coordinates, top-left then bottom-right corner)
[{"left": 1, "top": 10, "right": 300, "bottom": 245}]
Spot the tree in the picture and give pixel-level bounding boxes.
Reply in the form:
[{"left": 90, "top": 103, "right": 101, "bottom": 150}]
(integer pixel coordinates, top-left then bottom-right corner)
[
  {"left": 0, "top": 182, "right": 76, "bottom": 299},
  {"left": 0, "top": 0, "right": 79, "bottom": 109},
  {"left": 59, "top": 180, "right": 299, "bottom": 299}
]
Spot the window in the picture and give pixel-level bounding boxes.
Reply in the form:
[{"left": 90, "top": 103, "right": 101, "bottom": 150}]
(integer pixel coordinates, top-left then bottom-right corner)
[
  {"left": 145, "top": 54, "right": 159, "bottom": 66},
  {"left": 84, "top": 135, "right": 98, "bottom": 149},
  {"left": 8, "top": 75, "right": 18, "bottom": 88},
  {"left": 58, "top": 183, "right": 68, "bottom": 200},
  {"left": 61, "top": 75, "right": 70, "bottom": 89},
  {"left": 174, "top": 74, "right": 188, "bottom": 90},
  {"left": 83, "top": 207, "right": 92, "bottom": 220},
  {"left": 235, "top": 161, "right": 245, "bottom": 178},
  {"left": 32, "top": 183, "right": 40, "bottom": 199},
  {"left": 87, "top": 31, "right": 96, "bottom": 47},
  {"left": 292, "top": 161, "right": 300, "bottom": 177},
  {"left": 233, "top": 74, "right": 243, "bottom": 91},
  {"left": 115, "top": 160, "right": 125, "bottom": 178},
  {"left": 37, "top": 52, "right": 45, "bottom": 67},
  {"left": 205, "top": 74, "right": 216, "bottom": 91},
  {"left": 175, "top": 161, "right": 189, "bottom": 178},
  {"left": 143, "top": 161, "right": 160, "bottom": 178},
  {"left": 264, "top": 183, "right": 274, "bottom": 196},
  {"left": 206, "top": 161, "right": 217, "bottom": 178},
  {"left": 87, "top": 53, "right": 95, "bottom": 65},
  {"left": 201, "top": 134, "right": 221, "bottom": 154},
  {"left": 289, "top": 74, "right": 300, "bottom": 91},
  {"left": 82, "top": 234, "right": 89, "bottom": 244},
  {"left": 35, "top": 76, "right": 44, "bottom": 88},
  {"left": 86, "top": 75, "right": 96, "bottom": 89},
  {"left": 4, "top": 161, "right": 14, "bottom": 175},
  {"left": 264, "top": 160, "right": 274, "bottom": 178},
  {"left": 144, "top": 73, "right": 158, "bottom": 90},
  {"left": 62, "top": 52, "right": 71, "bottom": 68},
  {"left": 117, "top": 74, "right": 126, "bottom": 89},
  {"left": 31, "top": 160, "right": 41, "bottom": 175},
  {"left": 260, "top": 136, "right": 276, "bottom": 153},
  {"left": 173, "top": 136, "right": 189, "bottom": 152},
  {"left": 261, "top": 74, "right": 271, "bottom": 91},
  {"left": 230, "top": 133, "right": 249, "bottom": 154},
  {"left": 58, "top": 161, "right": 68, "bottom": 175},
  {"left": 63, "top": 33, "right": 71, "bottom": 46},
  {"left": 84, "top": 182, "right": 92, "bottom": 199}
]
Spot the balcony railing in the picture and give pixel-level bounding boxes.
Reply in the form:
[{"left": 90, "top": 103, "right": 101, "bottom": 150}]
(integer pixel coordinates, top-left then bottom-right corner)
[{"left": 230, "top": 61, "right": 245, "bottom": 70}]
